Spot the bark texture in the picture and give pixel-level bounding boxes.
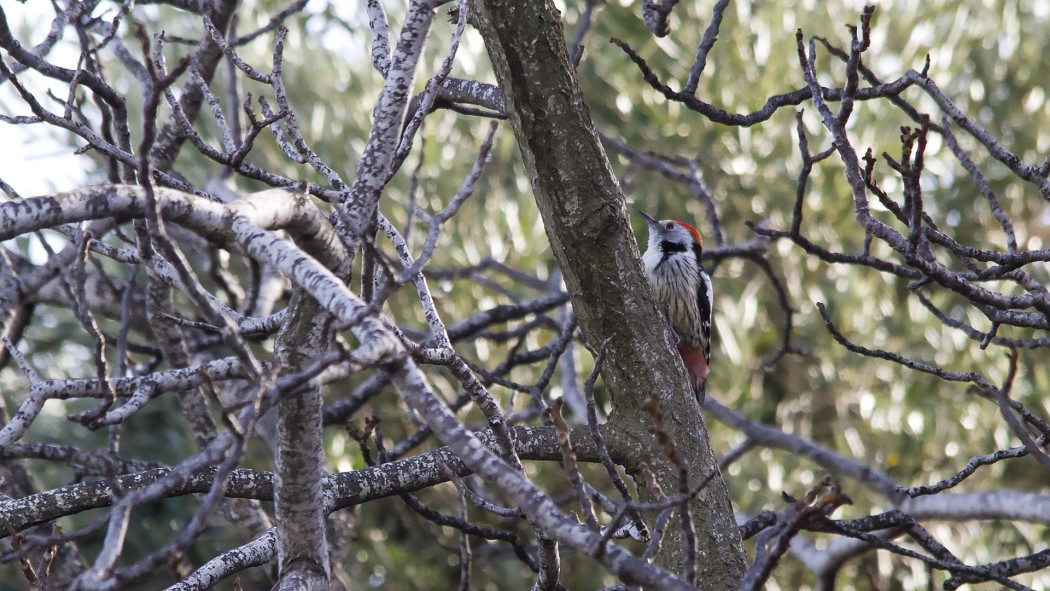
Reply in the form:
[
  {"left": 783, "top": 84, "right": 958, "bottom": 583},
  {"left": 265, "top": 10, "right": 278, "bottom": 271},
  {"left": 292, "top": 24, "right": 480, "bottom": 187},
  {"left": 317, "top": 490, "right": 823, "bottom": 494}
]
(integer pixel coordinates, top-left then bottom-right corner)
[
  {"left": 470, "top": 1, "right": 746, "bottom": 586},
  {"left": 273, "top": 292, "right": 333, "bottom": 589}
]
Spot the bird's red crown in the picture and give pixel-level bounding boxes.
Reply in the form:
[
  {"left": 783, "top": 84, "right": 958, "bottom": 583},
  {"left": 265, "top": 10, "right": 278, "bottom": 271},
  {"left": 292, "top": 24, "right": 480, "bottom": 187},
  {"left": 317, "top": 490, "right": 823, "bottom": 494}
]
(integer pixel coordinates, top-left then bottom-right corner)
[{"left": 672, "top": 220, "right": 703, "bottom": 246}]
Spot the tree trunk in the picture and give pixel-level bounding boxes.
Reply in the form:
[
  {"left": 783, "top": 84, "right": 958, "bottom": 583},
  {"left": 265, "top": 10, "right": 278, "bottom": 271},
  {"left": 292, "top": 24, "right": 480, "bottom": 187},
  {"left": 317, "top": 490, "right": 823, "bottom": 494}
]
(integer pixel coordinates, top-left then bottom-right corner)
[
  {"left": 470, "top": 1, "right": 746, "bottom": 586},
  {"left": 273, "top": 292, "right": 332, "bottom": 589}
]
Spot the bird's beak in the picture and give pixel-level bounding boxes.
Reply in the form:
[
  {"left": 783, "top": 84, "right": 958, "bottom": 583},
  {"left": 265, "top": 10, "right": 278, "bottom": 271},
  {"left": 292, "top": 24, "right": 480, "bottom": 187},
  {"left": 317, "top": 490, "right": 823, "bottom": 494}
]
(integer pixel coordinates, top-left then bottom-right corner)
[{"left": 639, "top": 210, "right": 658, "bottom": 226}]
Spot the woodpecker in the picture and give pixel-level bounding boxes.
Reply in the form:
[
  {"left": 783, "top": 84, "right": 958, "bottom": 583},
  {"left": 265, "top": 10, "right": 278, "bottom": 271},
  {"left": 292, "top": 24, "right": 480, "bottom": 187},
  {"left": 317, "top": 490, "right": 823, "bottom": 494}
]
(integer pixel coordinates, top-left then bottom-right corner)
[{"left": 639, "top": 211, "right": 713, "bottom": 406}]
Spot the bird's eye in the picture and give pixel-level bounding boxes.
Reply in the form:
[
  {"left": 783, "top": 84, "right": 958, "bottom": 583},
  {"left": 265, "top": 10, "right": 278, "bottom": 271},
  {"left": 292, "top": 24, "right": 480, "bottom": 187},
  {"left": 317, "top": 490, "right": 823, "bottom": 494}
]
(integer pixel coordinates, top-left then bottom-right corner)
[{"left": 665, "top": 222, "right": 674, "bottom": 230}]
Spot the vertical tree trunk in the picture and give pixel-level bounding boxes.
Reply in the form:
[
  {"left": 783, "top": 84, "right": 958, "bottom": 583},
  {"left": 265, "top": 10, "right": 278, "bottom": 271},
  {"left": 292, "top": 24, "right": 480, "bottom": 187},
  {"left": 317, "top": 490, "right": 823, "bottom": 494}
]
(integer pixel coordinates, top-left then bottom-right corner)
[
  {"left": 273, "top": 293, "right": 332, "bottom": 590},
  {"left": 470, "top": 1, "right": 746, "bottom": 586}
]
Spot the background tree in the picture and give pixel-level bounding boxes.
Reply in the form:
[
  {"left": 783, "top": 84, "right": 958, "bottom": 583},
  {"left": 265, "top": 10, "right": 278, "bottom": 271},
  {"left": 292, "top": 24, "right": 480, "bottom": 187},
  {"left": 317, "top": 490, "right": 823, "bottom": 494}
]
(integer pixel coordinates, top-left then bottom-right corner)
[{"left": 1, "top": 1, "right": 1049, "bottom": 590}]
